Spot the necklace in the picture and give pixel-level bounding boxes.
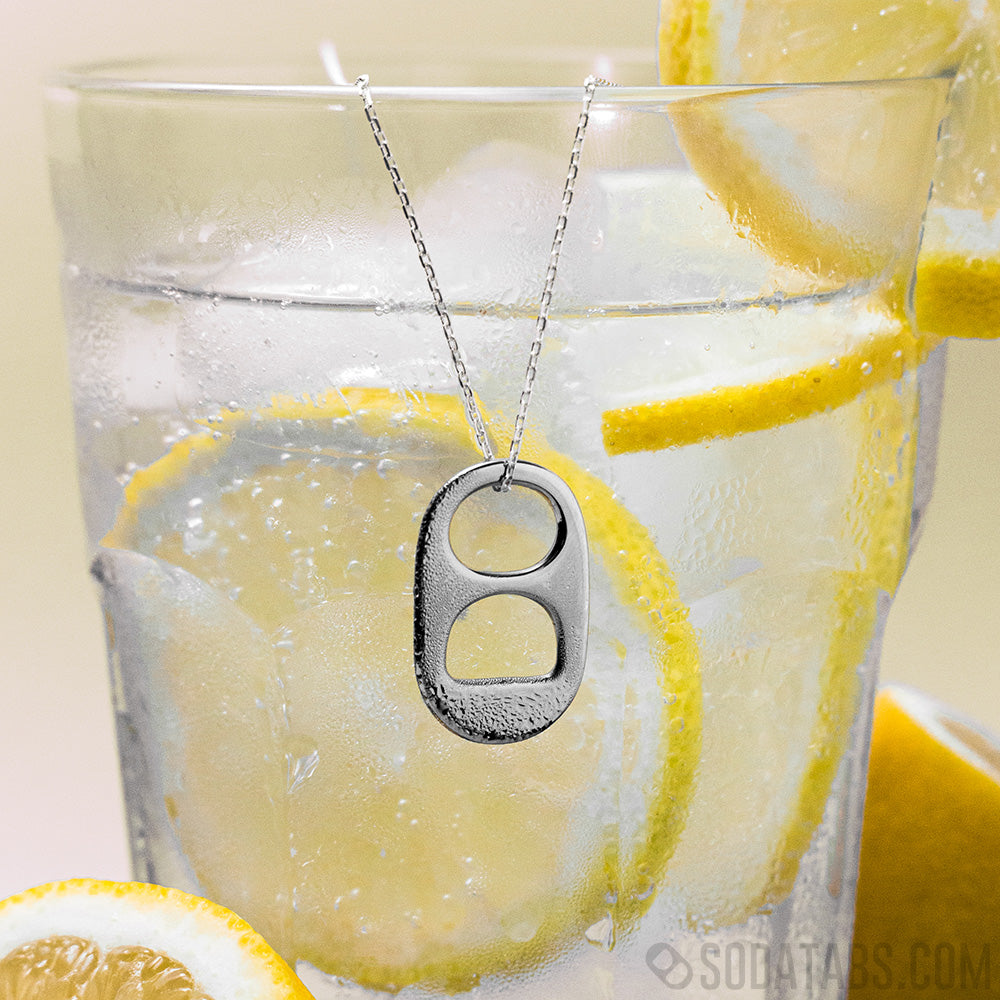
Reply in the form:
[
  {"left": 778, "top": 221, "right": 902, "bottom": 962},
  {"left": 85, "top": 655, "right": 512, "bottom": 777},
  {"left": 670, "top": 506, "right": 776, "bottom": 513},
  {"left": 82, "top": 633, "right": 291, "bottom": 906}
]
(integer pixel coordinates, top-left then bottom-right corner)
[{"left": 356, "top": 74, "right": 600, "bottom": 744}]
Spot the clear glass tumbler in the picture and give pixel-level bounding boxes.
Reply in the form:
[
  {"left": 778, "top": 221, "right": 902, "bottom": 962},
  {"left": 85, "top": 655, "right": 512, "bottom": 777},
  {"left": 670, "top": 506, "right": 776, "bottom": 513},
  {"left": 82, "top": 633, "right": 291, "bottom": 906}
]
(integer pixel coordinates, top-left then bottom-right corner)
[{"left": 45, "top": 52, "right": 950, "bottom": 1000}]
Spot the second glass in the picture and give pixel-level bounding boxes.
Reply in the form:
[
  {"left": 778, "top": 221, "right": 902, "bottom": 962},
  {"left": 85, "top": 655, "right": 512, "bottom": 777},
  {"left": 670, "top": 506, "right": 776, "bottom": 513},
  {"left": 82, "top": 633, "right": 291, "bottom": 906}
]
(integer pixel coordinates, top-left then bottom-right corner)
[{"left": 46, "top": 53, "right": 950, "bottom": 999}]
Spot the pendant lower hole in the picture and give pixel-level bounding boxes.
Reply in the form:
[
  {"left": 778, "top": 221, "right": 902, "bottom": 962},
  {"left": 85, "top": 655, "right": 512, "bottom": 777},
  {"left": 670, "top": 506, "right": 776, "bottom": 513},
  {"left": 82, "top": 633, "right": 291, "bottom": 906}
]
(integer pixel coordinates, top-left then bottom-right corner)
[{"left": 446, "top": 594, "right": 557, "bottom": 680}]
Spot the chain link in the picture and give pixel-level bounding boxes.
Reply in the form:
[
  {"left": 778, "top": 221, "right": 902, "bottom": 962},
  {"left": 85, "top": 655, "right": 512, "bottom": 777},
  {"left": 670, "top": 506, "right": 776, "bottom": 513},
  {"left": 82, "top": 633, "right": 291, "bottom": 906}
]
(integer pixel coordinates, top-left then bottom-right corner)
[
  {"left": 356, "top": 75, "right": 494, "bottom": 463},
  {"left": 500, "top": 75, "right": 597, "bottom": 490},
  {"left": 355, "top": 73, "right": 599, "bottom": 489}
]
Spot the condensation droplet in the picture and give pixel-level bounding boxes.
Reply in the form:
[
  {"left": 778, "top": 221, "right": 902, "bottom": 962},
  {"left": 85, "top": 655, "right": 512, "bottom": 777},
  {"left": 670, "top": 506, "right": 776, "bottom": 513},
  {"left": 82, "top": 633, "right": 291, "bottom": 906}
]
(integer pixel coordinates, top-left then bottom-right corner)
[
  {"left": 584, "top": 913, "right": 616, "bottom": 951},
  {"left": 286, "top": 745, "right": 320, "bottom": 793}
]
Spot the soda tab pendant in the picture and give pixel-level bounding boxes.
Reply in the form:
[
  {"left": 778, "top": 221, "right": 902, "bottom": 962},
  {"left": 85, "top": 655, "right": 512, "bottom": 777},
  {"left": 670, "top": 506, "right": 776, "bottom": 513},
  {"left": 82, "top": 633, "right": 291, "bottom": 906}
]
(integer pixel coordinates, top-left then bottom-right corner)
[{"left": 413, "top": 461, "right": 589, "bottom": 744}]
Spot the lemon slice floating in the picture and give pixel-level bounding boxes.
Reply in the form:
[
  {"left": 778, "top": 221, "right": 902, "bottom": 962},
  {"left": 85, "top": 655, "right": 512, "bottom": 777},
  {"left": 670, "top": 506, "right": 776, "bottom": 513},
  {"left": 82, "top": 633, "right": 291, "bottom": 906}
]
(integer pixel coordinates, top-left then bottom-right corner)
[
  {"left": 102, "top": 388, "right": 701, "bottom": 992},
  {"left": 600, "top": 314, "right": 920, "bottom": 924},
  {"left": 0, "top": 879, "right": 313, "bottom": 999},
  {"left": 603, "top": 311, "right": 929, "bottom": 453},
  {"left": 658, "top": 0, "right": 1000, "bottom": 340}
]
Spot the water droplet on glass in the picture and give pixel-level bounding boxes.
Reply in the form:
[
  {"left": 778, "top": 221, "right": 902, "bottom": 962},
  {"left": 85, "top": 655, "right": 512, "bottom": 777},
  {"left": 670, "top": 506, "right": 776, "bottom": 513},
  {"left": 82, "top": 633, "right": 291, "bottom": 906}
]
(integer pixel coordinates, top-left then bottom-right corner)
[
  {"left": 286, "top": 745, "right": 320, "bottom": 793},
  {"left": 584, "top": 913, "right": 616, "bottom": 951}
]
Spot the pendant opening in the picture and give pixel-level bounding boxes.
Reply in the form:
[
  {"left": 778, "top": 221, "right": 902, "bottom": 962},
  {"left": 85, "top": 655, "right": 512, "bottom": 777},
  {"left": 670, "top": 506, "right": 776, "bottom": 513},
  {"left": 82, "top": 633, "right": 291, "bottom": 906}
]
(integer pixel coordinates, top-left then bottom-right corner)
[
  {"left": 446, "top": 593, "right": 559, "bottom": 680},
  {"left": 448, "top": 482, "right": 558, "bottom": 573}
]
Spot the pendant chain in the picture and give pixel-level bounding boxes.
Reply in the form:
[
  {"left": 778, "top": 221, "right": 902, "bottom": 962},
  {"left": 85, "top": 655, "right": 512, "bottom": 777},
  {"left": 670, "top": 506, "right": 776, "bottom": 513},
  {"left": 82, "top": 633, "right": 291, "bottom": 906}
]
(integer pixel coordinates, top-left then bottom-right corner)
[
  {"left": 356, "top": 76, "right": 494, "bottom": 464},
  {"left": 355, "top": 74, "right": 600, "bottom": 491}
]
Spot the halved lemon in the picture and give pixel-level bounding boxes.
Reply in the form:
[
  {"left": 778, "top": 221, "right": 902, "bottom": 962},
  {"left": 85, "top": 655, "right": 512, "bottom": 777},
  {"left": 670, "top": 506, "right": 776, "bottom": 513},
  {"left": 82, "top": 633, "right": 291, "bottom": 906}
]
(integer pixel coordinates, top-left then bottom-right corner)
[
  {"left": 0, "top": 879, "right": 313, "bottom": 999},
  {"left": 659, "top": 0, "right": 1000, "bottom": 340},
  {"left": 852, "top": 686, "right": 1000, "bottom": 1000},
  {"left": 100, "top": 388, "right": 701, "bottom": 992}
]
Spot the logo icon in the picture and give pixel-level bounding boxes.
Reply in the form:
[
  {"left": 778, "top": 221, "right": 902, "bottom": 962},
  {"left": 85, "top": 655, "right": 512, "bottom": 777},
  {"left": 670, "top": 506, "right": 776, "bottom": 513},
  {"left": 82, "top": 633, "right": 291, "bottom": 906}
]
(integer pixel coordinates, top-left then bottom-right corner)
[{"left": 647, "top": 943, "right": 694, "bottom": 989}]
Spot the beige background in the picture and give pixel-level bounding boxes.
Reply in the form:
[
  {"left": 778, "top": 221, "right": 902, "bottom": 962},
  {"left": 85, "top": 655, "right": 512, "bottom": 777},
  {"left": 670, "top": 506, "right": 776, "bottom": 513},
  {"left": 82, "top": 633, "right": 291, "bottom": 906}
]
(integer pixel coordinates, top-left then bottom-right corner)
[{"left": 2, "top": 0, "right": 998, "bottom": 901}]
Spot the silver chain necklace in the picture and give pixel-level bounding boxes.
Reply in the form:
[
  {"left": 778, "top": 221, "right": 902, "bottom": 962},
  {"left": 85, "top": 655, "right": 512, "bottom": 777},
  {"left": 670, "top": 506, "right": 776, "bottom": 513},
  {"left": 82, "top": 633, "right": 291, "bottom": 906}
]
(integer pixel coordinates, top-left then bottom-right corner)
[{"left": 355, "top": 74, "right": 600, "bottom": 744}]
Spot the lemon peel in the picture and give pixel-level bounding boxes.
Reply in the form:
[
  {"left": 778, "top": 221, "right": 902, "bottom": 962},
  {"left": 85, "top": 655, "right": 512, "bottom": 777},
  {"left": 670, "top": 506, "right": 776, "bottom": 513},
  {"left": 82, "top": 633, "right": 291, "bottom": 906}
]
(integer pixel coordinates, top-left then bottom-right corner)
[
  {"left": 602, "top": 316, "right": 930, "bottom": 454},
  {"left": 916, "top": 251, "right": 1000, "bottom": 340}
]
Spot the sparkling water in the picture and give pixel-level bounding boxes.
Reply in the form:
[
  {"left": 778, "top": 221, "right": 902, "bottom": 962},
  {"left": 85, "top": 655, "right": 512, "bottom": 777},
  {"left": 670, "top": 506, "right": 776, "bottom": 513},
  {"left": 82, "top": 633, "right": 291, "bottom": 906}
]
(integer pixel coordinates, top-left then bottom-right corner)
[{"left": 64, "top": 262, "right": 945, "bottom": 999}]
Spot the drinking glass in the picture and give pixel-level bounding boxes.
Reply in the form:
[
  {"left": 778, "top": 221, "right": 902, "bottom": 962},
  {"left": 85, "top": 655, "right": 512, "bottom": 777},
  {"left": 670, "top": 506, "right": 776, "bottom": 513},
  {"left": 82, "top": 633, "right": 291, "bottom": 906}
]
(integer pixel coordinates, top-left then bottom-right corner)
[{"left": 45, "top": 51, "right": 950, "bottom": 999}]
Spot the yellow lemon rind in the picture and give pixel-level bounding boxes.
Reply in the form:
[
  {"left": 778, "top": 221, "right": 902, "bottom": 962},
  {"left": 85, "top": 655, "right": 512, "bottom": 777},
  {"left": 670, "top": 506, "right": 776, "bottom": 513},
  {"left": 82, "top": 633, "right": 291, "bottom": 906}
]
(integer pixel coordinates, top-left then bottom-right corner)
[
  {"left": 916, "top": 251, "right": 1000, "bottom": 340},
  {"left": 853, "top": 687, "right": 1000, "bottom": 1000},
  {"left": 601, "top": 318, "right": 932, "bottom": 455}
]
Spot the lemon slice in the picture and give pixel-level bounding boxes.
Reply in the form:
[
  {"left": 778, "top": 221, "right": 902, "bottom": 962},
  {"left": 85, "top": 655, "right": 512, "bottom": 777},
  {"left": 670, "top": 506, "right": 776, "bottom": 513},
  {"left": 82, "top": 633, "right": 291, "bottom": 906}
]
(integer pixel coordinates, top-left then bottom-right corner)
[
  {"left": 853, "top": 686, "right": 1000, "bottom": 999},
  {"left": 659, "top": 0, "right": 1000, "bottom": 339},
  {"left": 599, "top": 328, "right": 919, "bottom": 923},
  {"left": 0, "top": 879, "right": 313, "bottom": 999},
  {"left": 603, "top": 311, "right": 928, "bottom": 454},
  {"left": 101, "top": 388, "right": 701, "bottom": 992},
  {"left": 663, "top": 81, "right": 946, "bottom": 290}
]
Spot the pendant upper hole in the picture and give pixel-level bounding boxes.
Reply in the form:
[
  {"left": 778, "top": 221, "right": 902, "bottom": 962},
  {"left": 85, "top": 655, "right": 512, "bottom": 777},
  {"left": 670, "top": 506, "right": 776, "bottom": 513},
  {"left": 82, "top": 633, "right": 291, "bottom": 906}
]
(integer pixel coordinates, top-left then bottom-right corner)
[
  {"left": 446, "top": 594, "right": 557, "bottom": 680},
  {"left": 449, "top": 482, "right": 558, "bottom": 573}
]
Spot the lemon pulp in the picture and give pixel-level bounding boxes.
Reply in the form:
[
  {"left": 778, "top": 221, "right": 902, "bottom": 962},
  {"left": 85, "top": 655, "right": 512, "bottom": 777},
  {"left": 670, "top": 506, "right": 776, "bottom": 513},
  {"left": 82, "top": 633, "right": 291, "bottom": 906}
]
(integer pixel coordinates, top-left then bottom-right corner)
[{"left": 852, "top": 687, "right": 1000, "bottom": 1000}]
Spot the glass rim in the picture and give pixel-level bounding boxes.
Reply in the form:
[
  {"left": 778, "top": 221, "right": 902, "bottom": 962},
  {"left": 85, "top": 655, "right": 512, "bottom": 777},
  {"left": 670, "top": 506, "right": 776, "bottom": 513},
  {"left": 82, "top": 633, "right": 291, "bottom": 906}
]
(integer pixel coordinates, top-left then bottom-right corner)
[{"left": 44, "top": 50, "right": 956, "bottom": 104}]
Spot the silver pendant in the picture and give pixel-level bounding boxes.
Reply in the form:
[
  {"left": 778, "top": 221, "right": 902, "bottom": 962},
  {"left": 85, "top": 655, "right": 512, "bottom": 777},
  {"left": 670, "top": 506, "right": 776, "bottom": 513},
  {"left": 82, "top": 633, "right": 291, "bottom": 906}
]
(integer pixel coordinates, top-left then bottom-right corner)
[{"left": 413, "top": 461, "right": 589, "bottom": 744}]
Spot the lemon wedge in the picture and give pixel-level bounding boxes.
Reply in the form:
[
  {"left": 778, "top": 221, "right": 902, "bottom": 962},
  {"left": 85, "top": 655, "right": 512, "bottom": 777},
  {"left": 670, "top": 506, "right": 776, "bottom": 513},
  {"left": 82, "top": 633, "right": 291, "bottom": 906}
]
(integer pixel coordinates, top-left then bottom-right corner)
[
  {"left": 101, "top": 388, "right": 701, "bottom": 992},
  {"left": 0, "top": 879, "right": 313, "bottom": 1000},
  {"left": 852, "top": 686, "right": 1000, "bottom": 999}
]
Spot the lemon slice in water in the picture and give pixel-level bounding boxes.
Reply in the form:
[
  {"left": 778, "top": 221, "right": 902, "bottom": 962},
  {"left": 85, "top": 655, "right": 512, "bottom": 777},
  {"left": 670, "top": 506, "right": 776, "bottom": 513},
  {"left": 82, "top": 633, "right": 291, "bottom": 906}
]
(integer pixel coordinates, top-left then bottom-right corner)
[
  {"left": 599, "top": 309, "right": 921, "bottom": 924},
  {"left": 101, "top": 388, "right": 701, "bottom": 992},
  {"left": 659, "top": 0, "right": 1000, "bottom": 340}
]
